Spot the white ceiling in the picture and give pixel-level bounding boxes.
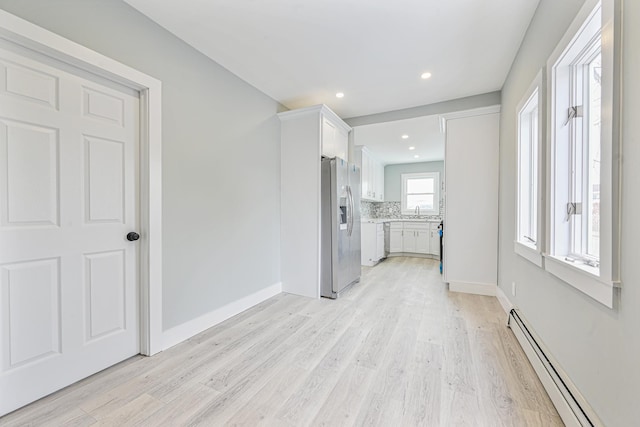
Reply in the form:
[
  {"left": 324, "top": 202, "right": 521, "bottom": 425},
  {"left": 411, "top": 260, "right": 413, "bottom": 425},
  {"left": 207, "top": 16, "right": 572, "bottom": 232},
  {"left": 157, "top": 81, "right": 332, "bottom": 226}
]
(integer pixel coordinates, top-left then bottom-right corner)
[
  {"left": 353, "top": 115, "right": 444, "bottom": 165},
  {"left": 123, "top": 0, "right": 540, "bottom": 119},
  {"left": 123, "top": 0, "right": 538, "bottom": 164}
]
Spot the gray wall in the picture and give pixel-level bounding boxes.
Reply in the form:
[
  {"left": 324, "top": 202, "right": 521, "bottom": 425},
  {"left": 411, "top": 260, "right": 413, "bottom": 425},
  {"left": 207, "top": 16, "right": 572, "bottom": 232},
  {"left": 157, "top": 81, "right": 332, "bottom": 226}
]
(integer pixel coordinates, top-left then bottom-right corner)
[
  {"left": 0, "top": 0, "right": 283, "bottom": 330},
  {"left": 498, "top": 0, "right": 640, "bottom": 425},
  {"left": 384, "top": 161, "right": 444, "bottom": 204}
]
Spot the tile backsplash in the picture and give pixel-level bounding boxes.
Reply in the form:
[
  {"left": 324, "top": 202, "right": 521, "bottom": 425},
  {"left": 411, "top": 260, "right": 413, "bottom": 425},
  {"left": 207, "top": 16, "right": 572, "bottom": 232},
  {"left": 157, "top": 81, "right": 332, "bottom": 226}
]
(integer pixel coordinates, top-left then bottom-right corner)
[{"left": 361, "top": 200, "right": 443, "bottom": 221}]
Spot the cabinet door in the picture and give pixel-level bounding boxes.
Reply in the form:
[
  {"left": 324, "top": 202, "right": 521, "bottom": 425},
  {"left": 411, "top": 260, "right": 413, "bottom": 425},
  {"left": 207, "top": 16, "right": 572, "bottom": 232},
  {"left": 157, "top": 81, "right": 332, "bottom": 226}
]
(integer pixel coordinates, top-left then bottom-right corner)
[
  {"left": 430, "top": 224, "right": 441, "bottom": 256},
  {"left": 369, "top": 156, "right": 377, "bottom": 200},
  {"left": 335, "top": 128, "right": 348, "bottom": 161},
  {"left": 361, "top": 149, "right": 371, "bottom": 199},
  {"left": 376, "top": 162, "right": 384, "bottom": 201},
  {"left": 376, "top": 226, "right": 385, "bottom": 260},
  {"left": 402, "top": 230, "right": 417, "bottom": 253},
  {"left": 368, "top": 154, "right": 376, "bottom": 200},
  {"left": 360, "top": 223, "right": 376, "bottom": 266},
  {"left": 390, "top": 229, "right": 403, "bottom": 253},
  {"left": 321, "top": 117, "right": 337, "bottom": 158},
  {"left": 416, "top": 230, "right": 430, "bottom": 254}
]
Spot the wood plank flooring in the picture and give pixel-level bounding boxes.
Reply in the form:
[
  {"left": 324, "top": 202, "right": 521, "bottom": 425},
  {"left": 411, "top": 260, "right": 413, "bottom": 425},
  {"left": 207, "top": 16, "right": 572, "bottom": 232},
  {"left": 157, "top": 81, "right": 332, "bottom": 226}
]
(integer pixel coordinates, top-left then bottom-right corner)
[{"left": 0, "top": 257, "right": 563, "bottom": 426}]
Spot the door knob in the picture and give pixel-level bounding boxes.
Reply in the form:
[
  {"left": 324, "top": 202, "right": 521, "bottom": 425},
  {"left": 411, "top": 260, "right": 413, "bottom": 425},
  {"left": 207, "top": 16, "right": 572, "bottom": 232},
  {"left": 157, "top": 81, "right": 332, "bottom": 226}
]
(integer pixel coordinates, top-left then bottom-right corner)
[{"left": 126, "top": 232, "right": 140, "bottom": 241}]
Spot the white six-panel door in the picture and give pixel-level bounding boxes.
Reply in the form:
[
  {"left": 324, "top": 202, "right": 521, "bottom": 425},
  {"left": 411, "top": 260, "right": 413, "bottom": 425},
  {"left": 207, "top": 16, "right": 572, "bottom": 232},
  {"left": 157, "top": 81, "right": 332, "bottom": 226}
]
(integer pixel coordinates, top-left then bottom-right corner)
[{"left": 0, "top": 41, "right": 140, "bottom": 415}]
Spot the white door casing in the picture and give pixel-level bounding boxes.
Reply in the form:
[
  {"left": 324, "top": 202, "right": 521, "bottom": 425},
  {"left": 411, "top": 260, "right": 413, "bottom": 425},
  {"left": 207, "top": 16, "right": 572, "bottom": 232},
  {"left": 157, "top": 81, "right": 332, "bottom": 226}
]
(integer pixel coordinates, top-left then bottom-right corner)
[
  {"left": 0, "top": 42, "right": 141, "bottom": 415},
  {"left": 0, "top": 9, "right": 163, "bottom": 416}
]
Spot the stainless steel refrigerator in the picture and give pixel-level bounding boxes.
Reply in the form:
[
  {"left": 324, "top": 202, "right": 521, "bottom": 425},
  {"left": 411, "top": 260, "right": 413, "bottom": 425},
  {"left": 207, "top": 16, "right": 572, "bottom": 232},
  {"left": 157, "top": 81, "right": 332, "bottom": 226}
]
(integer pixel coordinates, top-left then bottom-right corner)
[{"left": 320, "top": 157, "right": 361, "bottom": 298}]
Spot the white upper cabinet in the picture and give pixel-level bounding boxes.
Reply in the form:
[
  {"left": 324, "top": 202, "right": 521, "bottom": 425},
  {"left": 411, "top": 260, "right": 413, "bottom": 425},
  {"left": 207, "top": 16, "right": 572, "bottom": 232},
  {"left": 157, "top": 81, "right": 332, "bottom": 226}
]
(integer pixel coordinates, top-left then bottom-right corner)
[
  {"left": 360, "top": 147, "right": 371, "bottom": 199},
  {"left": 375, "top": 161, "right": 384, "bottom": 202},
  {"left": 322, "top": 115, "right": 349, "bottom": 161},
  {"left": 354, "top": 146, "right": 384, "bottom": 202}
]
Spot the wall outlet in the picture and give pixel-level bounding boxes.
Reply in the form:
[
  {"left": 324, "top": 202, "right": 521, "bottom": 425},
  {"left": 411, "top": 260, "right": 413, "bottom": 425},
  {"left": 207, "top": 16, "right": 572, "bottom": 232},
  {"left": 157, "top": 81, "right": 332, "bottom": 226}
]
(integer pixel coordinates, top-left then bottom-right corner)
[{"left": 511, "top": 281, "right": 517, "bottom": 297}]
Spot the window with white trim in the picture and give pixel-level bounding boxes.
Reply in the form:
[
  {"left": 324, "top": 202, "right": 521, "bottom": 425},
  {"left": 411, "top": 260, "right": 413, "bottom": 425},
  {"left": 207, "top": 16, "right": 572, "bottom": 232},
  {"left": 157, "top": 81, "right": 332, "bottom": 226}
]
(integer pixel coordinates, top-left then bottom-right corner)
[
  {"left": 515, "top": 73, "right": 542, "bottom": 266},
  {"left": 546, "top": 0, "right": 620, "bottom": 308},
  {"left": 401, "top": 172, "right": 439, "bottom": 215}
]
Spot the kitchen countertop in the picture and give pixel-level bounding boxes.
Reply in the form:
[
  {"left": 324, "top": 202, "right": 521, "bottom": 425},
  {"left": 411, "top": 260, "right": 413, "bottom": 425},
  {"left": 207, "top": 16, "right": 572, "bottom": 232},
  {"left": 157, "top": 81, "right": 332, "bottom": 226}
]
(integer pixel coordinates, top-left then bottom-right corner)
[{"left": 361, "top": 218, "right": 442, "bottom": 224}]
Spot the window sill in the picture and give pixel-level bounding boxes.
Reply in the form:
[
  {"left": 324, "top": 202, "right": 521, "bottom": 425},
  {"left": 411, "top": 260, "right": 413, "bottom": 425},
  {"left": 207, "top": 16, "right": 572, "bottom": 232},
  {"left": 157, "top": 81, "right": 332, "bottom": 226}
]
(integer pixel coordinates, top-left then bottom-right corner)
[
  {"left": 544, "top": 255, "right": 615, "bottom": 308},
  {"left": 514, "top": 241, "right": 543, "bottom": 267}
]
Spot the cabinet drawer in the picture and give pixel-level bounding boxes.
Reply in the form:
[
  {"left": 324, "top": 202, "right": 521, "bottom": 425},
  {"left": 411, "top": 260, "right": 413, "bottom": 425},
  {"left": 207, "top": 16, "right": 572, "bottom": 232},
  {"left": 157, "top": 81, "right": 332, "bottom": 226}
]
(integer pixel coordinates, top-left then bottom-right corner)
[{"left": 390, "top": 222, "right": 403, "bottom": 230}]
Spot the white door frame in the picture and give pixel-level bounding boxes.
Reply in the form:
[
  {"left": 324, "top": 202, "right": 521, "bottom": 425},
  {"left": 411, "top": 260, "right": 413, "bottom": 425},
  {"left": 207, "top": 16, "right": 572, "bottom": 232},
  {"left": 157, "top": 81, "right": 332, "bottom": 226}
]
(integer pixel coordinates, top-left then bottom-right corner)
[{"left": 0, "top": 10, "right": 163, "bottom": 355}]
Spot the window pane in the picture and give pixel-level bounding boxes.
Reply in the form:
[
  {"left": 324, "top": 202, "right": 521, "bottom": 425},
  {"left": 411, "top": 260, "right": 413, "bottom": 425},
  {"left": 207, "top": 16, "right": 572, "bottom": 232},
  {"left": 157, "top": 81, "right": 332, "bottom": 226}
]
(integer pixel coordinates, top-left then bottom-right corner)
[
  {"left": 519, "top": 125, "right": 532, "bottom": 240},
  {"left": 530, "top": 108, "right": 538, "bottom": 241},
  {"left": 407, "top": 178, "right": 433, "bottom": 194},
  {"left": 587, "top": 53, "right": 601, "bottom": 258},
  {"left": 517, "top": 99, "right": 538, "bottom": 245},
  {"left": 407, "top": 195, "right": 434, "bottom": 211}
]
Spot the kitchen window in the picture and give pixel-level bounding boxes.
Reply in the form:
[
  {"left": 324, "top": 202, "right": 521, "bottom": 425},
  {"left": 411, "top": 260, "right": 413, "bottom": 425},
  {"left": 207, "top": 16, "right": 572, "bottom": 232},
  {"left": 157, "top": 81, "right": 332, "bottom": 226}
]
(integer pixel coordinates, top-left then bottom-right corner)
[
  {"left": 401, "top": 172, "right": 439, "bottom": 215},
  {"left": 515, "top": 72, "right": 543, "bottom": 266},
  {"left": 546, "top": 0, "right": 620, "bottom": 308}
]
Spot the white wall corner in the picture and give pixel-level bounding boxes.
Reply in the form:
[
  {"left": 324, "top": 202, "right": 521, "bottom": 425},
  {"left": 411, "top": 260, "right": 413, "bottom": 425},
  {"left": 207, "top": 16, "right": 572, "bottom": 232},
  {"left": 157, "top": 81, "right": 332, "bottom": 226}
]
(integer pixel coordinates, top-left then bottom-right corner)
[
  {"left": 162, "top": 282, "right": 282, "bottom": 350},
  {"left": 449, "top": 281, "right": 497, "bottom": 296},
  {"left": 496, "top": 285, "right": 514, "bottom": 315}
]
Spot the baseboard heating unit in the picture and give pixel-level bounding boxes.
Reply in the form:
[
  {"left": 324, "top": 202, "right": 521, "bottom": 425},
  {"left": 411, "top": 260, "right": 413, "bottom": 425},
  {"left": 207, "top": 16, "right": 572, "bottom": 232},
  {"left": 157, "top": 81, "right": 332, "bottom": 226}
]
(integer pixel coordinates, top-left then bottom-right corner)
[{"left": 507, "top": 309, "right": 603, "bottom": 427}]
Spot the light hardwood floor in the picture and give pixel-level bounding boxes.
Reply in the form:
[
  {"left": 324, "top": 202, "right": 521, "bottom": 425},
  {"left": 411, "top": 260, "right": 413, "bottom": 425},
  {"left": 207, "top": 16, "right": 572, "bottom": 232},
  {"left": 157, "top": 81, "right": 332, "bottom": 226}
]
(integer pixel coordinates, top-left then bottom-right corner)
[{"left": 1, "top": 257, "right": 563, "bottom": 426}]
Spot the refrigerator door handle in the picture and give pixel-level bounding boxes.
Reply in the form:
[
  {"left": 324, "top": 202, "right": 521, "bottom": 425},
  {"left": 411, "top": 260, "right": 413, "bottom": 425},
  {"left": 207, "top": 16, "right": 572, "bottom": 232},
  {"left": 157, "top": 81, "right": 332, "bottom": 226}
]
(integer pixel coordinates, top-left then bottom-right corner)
[
  {"left": 347, "top": 185, "right": 354, "bottom": 236},
  {"left": 346, "top": 186, "right": 351, "bottom": 236},
  {"left": 350, "top": 186, "right": 355, "bottom": 236},
  {"left": 350, "top": 187, "right": 355, "bottom": 236}
]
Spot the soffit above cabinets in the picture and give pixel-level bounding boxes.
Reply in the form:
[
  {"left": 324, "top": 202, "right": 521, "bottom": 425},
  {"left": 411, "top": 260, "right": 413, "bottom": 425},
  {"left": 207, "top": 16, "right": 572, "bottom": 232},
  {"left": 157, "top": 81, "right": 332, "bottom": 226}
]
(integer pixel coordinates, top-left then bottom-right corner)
[{"left": 123, "top": 0, "right": 540, "bottom": 118}]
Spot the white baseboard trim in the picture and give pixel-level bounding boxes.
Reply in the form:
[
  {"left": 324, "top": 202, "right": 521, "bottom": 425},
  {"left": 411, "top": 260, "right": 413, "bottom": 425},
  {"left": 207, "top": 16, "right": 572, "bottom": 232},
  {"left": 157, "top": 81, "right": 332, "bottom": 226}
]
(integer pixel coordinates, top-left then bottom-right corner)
[
  {"left": 386, "top": 253, "right": 439, "bottom": 260},
  {"left": 495, "top": 286, "right": 513, "bottom": 315},
  {"left": 509, "top": 310, "right": 603, "bottom": 427},
  {"left": 449, "top": 281, "right": 496, "bottom": 296},
  {"left": 162, "top": 282, "right": 282, "bottom": 350}
]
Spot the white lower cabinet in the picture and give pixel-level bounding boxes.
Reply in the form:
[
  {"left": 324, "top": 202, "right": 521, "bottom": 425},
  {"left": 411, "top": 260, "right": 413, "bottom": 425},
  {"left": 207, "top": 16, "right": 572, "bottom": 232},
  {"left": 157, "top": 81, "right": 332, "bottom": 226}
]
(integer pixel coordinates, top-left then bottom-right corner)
[
  {"left": 362, "top": 222, "right": 386, "bottom": 266},
  {"left": 403, "top": 223, "right": 429, "bottom": 254},
  {"left": 376, "top": 226, "right": 385, "bottom": 260},
  {"left": 416, "top": 229, "right": 430, "bottom": 254},
  {"left": 402, "top": 230, "right": 416, "bottom": 253},
  {"left": 388, "top": 221, "right": 439, "bottom": 256},
  {"left": 389, "top": 223, "right": 404, "bottom": 253},
  {"left": 429, "top": 222, "right": 440, "bottom": 257}
]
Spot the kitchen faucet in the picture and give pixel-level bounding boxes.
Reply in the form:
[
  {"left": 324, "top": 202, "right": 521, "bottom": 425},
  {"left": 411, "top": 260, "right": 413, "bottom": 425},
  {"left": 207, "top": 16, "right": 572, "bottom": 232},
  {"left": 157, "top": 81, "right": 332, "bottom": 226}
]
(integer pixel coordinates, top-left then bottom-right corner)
[{"left": 415, "top": 206, "right": 420, "bottom": 216}]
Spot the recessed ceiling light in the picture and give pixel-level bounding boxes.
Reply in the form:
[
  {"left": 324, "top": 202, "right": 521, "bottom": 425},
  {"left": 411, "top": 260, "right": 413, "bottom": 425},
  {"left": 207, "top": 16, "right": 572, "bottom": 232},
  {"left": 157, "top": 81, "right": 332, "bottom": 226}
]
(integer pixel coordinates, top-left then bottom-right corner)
[
  {"left": 336, "top": 92, "right": 344, "bottom": 98},
  {"left": 414, "top": 155, "right": 420, "bottom": 158},
  {"left": 409, "top": 146, "right": 415, "bottom": 150},
  {"left": 401, "top": 134, "right": 409, "bottom": 139},
  {"left": 421, "top": 72, "right": 432, "bottom": 80}
]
